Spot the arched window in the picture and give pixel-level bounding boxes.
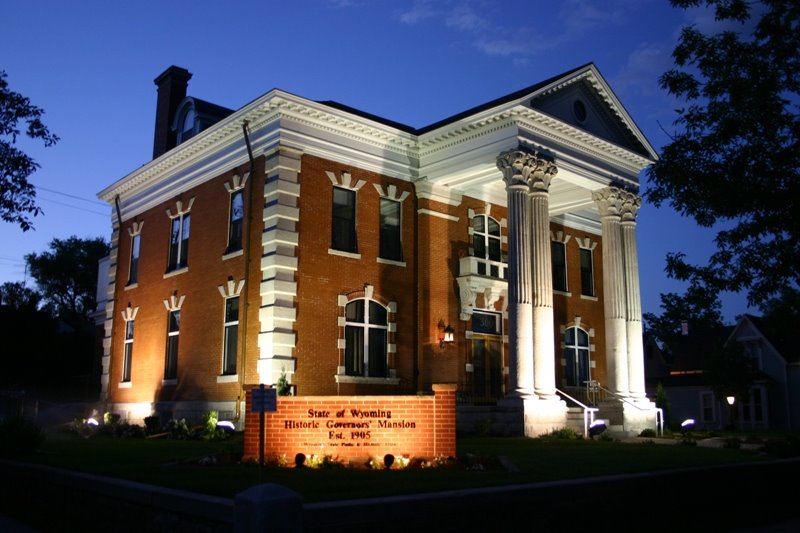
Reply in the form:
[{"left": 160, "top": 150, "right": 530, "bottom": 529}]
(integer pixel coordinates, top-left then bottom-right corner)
[
  {"left": 564, "top": 326, "right": 590, "bottom": 387},
  {"left": 177, "top": 107, "right": 196, "bottom": 144},
  {"left": 473, "top": 215, "right": 501, "bottom": 262},
  {"left": 344, "top": 298, "right": 388, "bottom": 377}
]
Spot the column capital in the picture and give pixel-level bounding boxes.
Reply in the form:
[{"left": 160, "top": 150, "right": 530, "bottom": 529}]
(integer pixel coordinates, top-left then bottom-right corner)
[
  {"left": 619, "top": 191, "right": 642, "bottom": 222},
  {"left": 592, "top": 187, "right": 623, "bottom": 217},
  {"left": 497, "top": 149, "right": 557, "bottom": 191}
]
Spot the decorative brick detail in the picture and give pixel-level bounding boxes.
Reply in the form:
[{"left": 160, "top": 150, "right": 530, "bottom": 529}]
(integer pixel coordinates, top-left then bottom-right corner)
[{"left": 243, "top": 384, "right": 457, "bottom": 463}]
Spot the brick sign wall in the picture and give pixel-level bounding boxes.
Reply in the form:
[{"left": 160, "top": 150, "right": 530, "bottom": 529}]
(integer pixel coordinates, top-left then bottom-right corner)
[{"left": 243, "top": 384, "right": 457, "bottom": 463}]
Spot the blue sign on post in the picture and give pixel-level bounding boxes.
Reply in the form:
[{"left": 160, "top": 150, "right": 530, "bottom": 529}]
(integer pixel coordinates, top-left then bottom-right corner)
[{"left": 252, "top": 385, "right": 277, "bottom": 413}]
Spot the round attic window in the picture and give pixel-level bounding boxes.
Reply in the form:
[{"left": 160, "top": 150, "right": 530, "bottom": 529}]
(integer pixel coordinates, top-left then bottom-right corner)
[{"left": 573, "top": 100, "right": 587, "bottom": 123}]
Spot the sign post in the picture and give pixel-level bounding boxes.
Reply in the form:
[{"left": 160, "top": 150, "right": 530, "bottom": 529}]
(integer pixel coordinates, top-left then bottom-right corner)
[{"left": 252, "top": 384, "right": 277, "bottom": 468}]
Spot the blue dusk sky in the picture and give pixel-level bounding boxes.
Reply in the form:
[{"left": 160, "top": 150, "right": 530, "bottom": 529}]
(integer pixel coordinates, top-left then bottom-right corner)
[{"left": 2, "top": 0, "right": 753, "bottom": 322}]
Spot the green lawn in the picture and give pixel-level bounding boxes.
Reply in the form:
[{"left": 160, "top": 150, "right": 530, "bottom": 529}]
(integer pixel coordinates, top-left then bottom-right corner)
[{"left": 13, "top": 430, "right": 796, "bottom": 503}]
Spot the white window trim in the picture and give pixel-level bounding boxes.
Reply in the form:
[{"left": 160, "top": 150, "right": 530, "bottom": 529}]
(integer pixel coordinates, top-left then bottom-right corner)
[
  {"left": 165, "top": 198, "right": 194, "bottom": 273},
  {"left": 337, "top": 286, "right": 396, "bottom": 379}
]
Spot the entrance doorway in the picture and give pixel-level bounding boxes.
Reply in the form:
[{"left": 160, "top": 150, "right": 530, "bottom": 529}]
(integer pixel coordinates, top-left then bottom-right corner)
[{"left": 472, "top": 336, "right": 503, "bottom": 400}]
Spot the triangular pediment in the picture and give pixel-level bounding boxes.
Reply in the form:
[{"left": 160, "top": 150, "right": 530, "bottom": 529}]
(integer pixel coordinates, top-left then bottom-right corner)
[{"left": 525, "top": 64, "right": 655, "bottom": 159}]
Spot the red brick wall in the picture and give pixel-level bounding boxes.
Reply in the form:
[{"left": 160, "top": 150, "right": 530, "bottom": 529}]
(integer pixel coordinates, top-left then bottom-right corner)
[
  {"left": 243, "top": 384, "right": 457, "bottom": 463},
  {"left": 108, "top": 159, "right": 263, "bottom": 406},
  {"left": 293, "top": 154, "right": 417, "bottom": 395}
]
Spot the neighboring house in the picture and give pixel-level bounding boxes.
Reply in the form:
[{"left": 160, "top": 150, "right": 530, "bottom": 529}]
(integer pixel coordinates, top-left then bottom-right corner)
[
  {"left": 645, "top": 315, "right": 799, "bottom": 431},
  {"left": 96, "top": 64, "right": 658, "bottom": 434}
]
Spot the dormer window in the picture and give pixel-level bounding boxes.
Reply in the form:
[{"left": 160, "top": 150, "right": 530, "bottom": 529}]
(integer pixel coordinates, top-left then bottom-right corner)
[
  {"left": 179, "top": 108, "right": 196, "bottom": 143},
  {"left": 171, "top": 97, "right": 234, "bottom": 149},
  {"left": 172, "top": 99, "right": 198, "bottom": 145}
]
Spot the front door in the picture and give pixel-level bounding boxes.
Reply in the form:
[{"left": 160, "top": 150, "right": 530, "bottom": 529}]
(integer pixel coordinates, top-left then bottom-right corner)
[{"left": 472, "top": 336, "right": 503, "bottom": 400}]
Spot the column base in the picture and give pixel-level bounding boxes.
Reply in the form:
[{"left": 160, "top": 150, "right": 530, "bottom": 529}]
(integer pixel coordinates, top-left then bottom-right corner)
[
  {"left": 522, "top": 397, "right": 568, "bottom": 438},
  {"left": 622, "top": 399, "right": 659, "bottom": 435}
]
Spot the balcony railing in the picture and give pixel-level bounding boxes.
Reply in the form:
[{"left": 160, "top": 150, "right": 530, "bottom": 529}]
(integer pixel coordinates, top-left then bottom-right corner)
[{"left": 459, "top": 255, "right": 508, "bottom": 280}]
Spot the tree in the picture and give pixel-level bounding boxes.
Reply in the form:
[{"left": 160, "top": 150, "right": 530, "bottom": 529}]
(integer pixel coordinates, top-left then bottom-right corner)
[
  {"left": 25, "top": 236, "right": 109, "bottom": 324},
  {"left": 647, "top": 0, "right": 800, "bottom": 308},
  {"left": 643, "top": 282, "right": 724, "bottom": 352},
  {"left": 705, "top": 340, "right": 753, "bottom": 407},
  {"left": 0, "top": 281, "right": 41, "bottom": 310},
  {"left": 0, "top": 70, "right": 60, "bottom": 231}
]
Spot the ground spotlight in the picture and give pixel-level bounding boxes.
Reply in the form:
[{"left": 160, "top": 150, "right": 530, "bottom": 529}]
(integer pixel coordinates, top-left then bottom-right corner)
[
  {"left": 216, "top": 420, "right": 235, "bottom": 431},
  {"left": 681, "top": 418, "right": 696, "bottom": 430},
  {"left": 589, "top": 420, "right": 607, "bottom": 439}
]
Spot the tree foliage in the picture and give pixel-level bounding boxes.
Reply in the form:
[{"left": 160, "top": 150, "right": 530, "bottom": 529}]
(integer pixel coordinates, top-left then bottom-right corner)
[
  {"left": 647, "top": 0, "right": 800, "bottom": 308},
  {"left": 25, "top": 236, "right": 109, "bottom": 324},
  {"left": 705, "top": 340, "right": 753, "bottom": 404},
  {"left": 0, "top": 281, "right": 41, "bottom": 311},
  {"left": 0, "top": 70, "right": 59, "bottom": 231},
  {"left": 643, "top": 282, "right": 724, "bottom": 352}
]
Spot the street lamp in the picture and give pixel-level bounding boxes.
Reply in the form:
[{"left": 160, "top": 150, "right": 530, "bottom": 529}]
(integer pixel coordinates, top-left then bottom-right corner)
[{"left": 726, "top": 395, "right": 736, "bottom": 431}]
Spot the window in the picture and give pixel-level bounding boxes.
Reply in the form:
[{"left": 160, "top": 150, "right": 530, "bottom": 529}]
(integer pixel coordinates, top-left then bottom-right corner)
[
  {"left": 227, "top": 189, "right": 244, "bottom": 253},
  {"left": 701, "top": 391, "right": 715, "bottom": 423},
  {"left": 167, "top": 213, "right": 190, "bottom": 271},
  {"left": 222, "top": 296, "right": 239, "bottom": 375},
  {"left": 564, "top": 326, "right": 590, "bottom": 387},
  {"left": 379, "top": 198, "right": 402, "bottom": 261},
  {"left": 164, "top": 310, "right": 180, "bottom": 380},
  {"left": 473, "top": 215, "right": 502, "bottom": 277},
  {"left": 743, "top": 340, "right": 762, "bottom": 371},
  {"left": 122, "top": 319, "right": 134, "bottom": 382},
  {"left": 128, "top": 233, "right": 140, "bottom": 285},
  {"left": 178, "top": 108, "right": 196, "bottom": 144},
  {"left": 580, "top": 248, "right": 594, "bottom": 296},
  {"left": 332, "top": 187, "right": 357, "bottom": 252},
  {"left": 344, "top": 299, "right": 388, "bottom": 377},
  {"left": 552, "top": 241, "right": 567, "bottom": 292}
]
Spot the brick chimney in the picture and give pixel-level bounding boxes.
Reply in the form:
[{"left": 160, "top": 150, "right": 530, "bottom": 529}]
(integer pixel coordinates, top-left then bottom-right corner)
[{"left": 152, "top": 66, "right": 192, "bottom": 159}]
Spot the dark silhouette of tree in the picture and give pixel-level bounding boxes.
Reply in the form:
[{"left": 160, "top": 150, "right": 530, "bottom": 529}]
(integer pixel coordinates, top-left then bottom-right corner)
[
  {"left": 643, "top": 282, "right": 724, "bottom": 352},
  {"left": 0, "top": 70, "right": 59, "bottom": 230},
  {"left": 647, "top": 0, "right": 800, "bottom": 308},
  {"left": 0, "top": 281, "right": 41, "bottom": 310},
  {"left": 25, "top": 236, "right": 109, "bottom": 325}
]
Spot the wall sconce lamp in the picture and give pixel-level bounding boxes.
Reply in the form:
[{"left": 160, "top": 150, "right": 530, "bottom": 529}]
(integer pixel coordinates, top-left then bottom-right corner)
[{"left": 438, "top": 320, "right": 455, "bottom": 349}]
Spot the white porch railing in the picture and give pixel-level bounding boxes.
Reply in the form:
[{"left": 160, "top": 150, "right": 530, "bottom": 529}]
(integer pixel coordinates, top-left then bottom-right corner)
[{"left": 555, "top": 387, "right": 599, "bottom": 439}]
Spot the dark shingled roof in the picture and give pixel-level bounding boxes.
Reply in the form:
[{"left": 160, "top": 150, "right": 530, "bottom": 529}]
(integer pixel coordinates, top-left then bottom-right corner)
[{"left": 318, "top": 63, "right": 593, "bottom": 135}]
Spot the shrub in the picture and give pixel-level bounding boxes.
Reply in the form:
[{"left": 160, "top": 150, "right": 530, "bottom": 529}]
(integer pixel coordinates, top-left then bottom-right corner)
[
  {"left": 167, "top": 418, "right": 192, "bottom": 440},
  {"left": 144, "top": 415, "right": 160, "bottom": 435},
  {"left": 639, "top": 428, "right": 657, "bottom": 438},
  {"left": 201, "top": 410, "right": 229, "bottom": 441},
  {"left": 0, "top": 417, "right": 44, "bottom": 457},
  {"left": 543, "top": 427, "right": 581, "bottom": 440},
  {"left": 276, "top": 369, "right": 292, "bottom": 396}
]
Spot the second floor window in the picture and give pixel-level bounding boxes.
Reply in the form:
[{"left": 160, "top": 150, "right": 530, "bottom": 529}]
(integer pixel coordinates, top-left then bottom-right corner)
[
  {"left": 552, "top": 241, "right": 567, "bottom": 292},
  {"left": 580, "top": 248, "right": 594, "bottom": 297},
  {"left": 473, "top": 215, "right": 501, "bottom": 262},
  {"left": 227, "top": 189, "right": 244, "bottom": 253},
  {"left": 344, "top": 298, "right": 388, "bottom": 377},
  {"left": 164, "top": 310, "right": 180, "bottom": 380},
  {"left": 168, "top": 213, "right": 190, "bottom": 271},
  {"left": 379, "top": 198, "right": 402, "bottom": 261},
  {"left": 332, "top": 187, "right": 357, "bottom": 253},
  {"left": 128, "top": 234, "right": 140, "bottom": 285},
  {"left": 222, "top": 296, "right": 239, "bottom": 376}
]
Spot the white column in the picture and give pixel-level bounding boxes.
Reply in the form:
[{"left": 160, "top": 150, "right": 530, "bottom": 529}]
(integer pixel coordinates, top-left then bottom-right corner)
[
  {"left": 529, "top": 163, "right": 558, "bottom": 401},
  {"left": 592, "top": 187, "right": 629, "bottom": 396},
  {"left": 498, "top": 150, "right": 535, "bottom": 399},
  {"left": 621, "top": 192, "right": 646, "bottom": 400}
]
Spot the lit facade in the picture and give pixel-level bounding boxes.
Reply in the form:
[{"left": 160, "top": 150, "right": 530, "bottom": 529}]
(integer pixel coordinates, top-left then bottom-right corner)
[{"left": 98, "top": 64, "right": 659, "bottom": 435}]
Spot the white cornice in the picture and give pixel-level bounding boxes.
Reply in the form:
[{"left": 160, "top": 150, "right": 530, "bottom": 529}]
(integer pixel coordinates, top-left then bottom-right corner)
[{"left": 99, "top": 67, "right": 656, "bottom": 224}]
